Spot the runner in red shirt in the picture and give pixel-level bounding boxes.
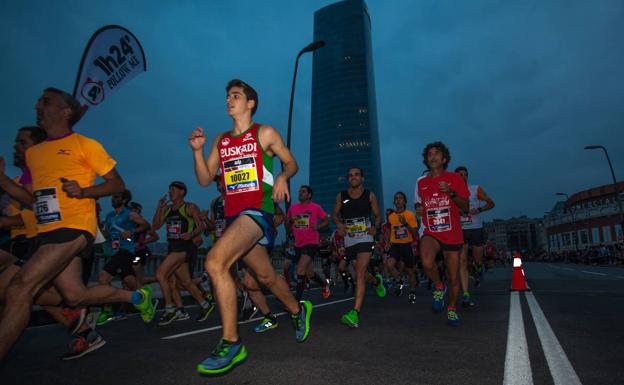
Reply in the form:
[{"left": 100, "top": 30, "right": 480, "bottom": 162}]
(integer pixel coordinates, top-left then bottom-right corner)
[{"left": 415, "top": 141, "right": 469, "bottom": 327}]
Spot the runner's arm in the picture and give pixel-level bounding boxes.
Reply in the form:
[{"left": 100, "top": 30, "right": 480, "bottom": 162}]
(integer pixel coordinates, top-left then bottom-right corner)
[
  {"left": 370, "top": 191, "right": 382, "bottom": 231},
  {"left": 0, "top": 162, "right": 34, "bottom": 205},
  {"left": 331, "top": 192, "right": 346, "bottom": 236},
  {"left": 191, "top": 128, "right": 220, "bottom": 187},
  {"left": 0, "top": 215, "right": 24, "bottom": 229},
  {"left": 129, "top": 212, "right": 150, "bottom": 236}
]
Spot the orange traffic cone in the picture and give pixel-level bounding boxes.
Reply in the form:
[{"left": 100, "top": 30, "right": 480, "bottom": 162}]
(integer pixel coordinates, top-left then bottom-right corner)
[{"left": 510, "top": 252, "right": 530, "bottom": 291}]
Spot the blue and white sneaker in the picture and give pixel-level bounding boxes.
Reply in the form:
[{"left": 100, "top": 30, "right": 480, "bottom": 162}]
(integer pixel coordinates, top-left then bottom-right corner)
[
  {"left": 254, "top": 317, "right": 278, "bottom": 333},
  {"left": 197, "top": 339, "right": 247, "bottom": 376}
]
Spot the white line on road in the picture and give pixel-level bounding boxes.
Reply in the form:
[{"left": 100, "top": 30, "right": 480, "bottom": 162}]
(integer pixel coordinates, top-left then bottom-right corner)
[
  {"left": 580, "top": 270, "right": 607, "bottom": 276},
  {"left": 525, "top": 293, "right": 582, "bottom": 385},
  {"left": 617, "top": 276, "right": 624, "bottom": 279},
  {"left": 503, "top": 292, "right": 533, "bottom": 385},
  {"left": 161, "top": 297, "right": 355, "bottom": 340},
  {"left": 563, "top": 268, "right": 575, "bottom": 271}
]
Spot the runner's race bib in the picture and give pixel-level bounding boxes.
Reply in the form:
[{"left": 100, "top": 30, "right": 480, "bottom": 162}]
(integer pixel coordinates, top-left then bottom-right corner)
[
  {"left": 34, "top": 187, "right": 62, "bottom": 224},
  {"left": 293, "top": 214, "right": 310, "bottom": 229},
  {"left": 166, "top": 219, "right": 182, "bottom": 240},
  {"left": 393, "top": 225, "right": 408, "bottom": 240},
  {"left": 223, "top": 156, "right": 259, "bottom": 195},
  {"left": 426, "top": 207, "right": 451, "bottom": 232},
  {"left": 460, "top": 211, "right": 473, "bottom": 226},
  {"left": 345, "top": 217, "right": 368, "bottom": 238}
]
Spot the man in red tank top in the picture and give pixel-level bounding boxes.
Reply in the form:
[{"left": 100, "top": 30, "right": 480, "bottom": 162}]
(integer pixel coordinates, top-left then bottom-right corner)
[{"left": 189, "top": 79, "right": 311, "bottom": 376}]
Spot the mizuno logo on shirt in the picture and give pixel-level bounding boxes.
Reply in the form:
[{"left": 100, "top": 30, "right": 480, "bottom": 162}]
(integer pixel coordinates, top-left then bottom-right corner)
[{"left": 57, "top": 149, "right": 71, "bottom": 155}]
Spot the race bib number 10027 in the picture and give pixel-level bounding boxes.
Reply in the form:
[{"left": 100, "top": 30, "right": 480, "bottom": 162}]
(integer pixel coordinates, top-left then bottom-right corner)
[{"left": 223, "top": 157, "right": 259, "bottom": 195}]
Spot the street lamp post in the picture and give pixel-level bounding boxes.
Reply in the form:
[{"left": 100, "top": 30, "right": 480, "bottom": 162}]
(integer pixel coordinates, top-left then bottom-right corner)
[
  {"left": 585, "top": 145, "right": 624, "bottom": 239},
  {"left": 284, "top": 40, "right": 325, "bottom": 213}
]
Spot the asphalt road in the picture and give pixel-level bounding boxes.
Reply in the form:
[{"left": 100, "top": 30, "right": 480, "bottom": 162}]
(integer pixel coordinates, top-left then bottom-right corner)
[{"left": 1, "top": 262, "right": 623, "bottom": 385}]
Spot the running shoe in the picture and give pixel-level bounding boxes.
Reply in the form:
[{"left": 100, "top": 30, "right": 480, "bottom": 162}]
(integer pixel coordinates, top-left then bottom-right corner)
[
  {"left": 96, "top": 306, "right": 114, "bottom": 326},
  {"left": 408, "top": 292, "right": 417, "bottom": 304},
  {"left": 176, "top": 309, "right": 190, "bottom": 321},
  {"left": 431, "top": 284, "right": 446, "bottom": 313},
  {"left": 62, "top": 330, "right": 106, "bottom": 360},
  {"left": 341, "top": 309, "right": 359, "bottom": 328},
  {"left": 447, "top": 308, "right": 460, "bottom": 327},
  {"left": 63, "top": 307, "right": 87, "bottom": 335},
  {"left": 197, "top": 339, "right": 247, "bottom": 376},
  {"left": 291, "top": 300, "right": 312, "bottom": 342},
  {"left": 253, "top": 317, "right": 278, "bottom": 333},
  {"left": 197, "top": 302, "right": 215, "bottom": 322},
  {"left": 374, "top": 273, "right": 386, "bottom": 298},
  {"left": 158, "top": 311, "right": 177, "bottom": 326},
  {"left": 462, "top": 293, "right": 475, "bottom": 308},
  {"left": 322, "top": 279, "right": 331, "bottom": 299},
  {"left": 133, "top": 286, "right": 158, "bottom": 324}
]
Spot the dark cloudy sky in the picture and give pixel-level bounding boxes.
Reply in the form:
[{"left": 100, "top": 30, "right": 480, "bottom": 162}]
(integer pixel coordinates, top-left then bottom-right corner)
[{"left": 1, "top": 0, "right": 622, "bottom": 231}]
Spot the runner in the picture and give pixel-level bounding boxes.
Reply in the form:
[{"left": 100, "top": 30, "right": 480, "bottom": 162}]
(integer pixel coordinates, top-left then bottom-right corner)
[
  {"left": 152, "top": 181, "right": 214, "bottom": 325},
  {"left": 415, "top": 141, "right": 469, "bottom": 327},
  {"left": 0, "top": 88, "right": 156, "bottom": 359},
  {"left": 332, "top": 167, "right": 386, "bottom": 328},
  {"left": 385, "top": 192, "right": 419, "bottom": 304},
  {"left": 128, "top": 201, "right": 159, "bottom": 284},
  {"left": 454, "top": 166, "right": 495, "bottom": 307},
  {"left": 286, "top": 185, "right": 330, "bottom": 301},
  {"left": 97, "top": 189, "right": 150, "bottom": 324},
  {"left": 190, "top": 79, "right": 312, "bottom": 375}
]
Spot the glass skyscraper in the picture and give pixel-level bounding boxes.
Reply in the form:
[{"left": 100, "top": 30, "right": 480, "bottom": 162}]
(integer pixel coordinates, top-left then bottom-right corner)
[{"left": 309, "top": 0, "right": 384, "bottom": 217}]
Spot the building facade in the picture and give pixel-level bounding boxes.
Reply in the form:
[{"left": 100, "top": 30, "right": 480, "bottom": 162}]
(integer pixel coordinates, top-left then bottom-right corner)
[
  {"left": 309, "top": 0, "right": 384, "bottom": 216},
  {"left": 543, "top": 182, "right": 624, "bottom": 252},
  {"left": 484, "top": 216, "right": 546, "bottom": 254}
]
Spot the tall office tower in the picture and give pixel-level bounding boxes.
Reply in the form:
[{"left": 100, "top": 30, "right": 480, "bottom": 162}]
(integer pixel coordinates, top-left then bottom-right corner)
[{"left": 309, "top": 0, "right": 384, "bottom": 218}]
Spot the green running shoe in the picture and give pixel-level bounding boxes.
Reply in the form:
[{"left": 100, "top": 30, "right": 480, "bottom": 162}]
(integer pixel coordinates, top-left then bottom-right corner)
[
  {"left": 133, "top": 286, "right": 157, "bottom": 324},
  {"left": 197, "top": 339, "right": 247, "bottom": 376},
  {"left": 291, "top": 300, "right": 312, "bottom": 343},
  {"left": 341, "top": 309, "right": 359, "bottom": 328},
  {"left": 374, "top": 273, "right": 386, "bottom": 298},
  {"left": 96, "top": 306, "right": 113, "bottom": 326}
]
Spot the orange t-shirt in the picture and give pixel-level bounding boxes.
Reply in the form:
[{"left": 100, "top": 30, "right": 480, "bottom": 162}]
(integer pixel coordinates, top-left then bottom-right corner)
[
  {"left": 388, "top": 210, "right": 418, "bottom": 244},
  {"left": 7, "top": 176, "right": 37, "bottom": 239},
  {"left": 25, "top": 132, "right": 116, "bottom": 236}
]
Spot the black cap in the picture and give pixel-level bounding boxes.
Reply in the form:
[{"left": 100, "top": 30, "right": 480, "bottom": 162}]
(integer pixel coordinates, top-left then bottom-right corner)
[{"left": 169, "top": 181, "right": 187, "bottom": 193}]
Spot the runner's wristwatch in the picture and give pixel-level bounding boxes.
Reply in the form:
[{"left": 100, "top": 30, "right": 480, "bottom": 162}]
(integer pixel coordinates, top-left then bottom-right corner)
[{"left": 449, "top": 190, "right": 457, "bottom": 198}]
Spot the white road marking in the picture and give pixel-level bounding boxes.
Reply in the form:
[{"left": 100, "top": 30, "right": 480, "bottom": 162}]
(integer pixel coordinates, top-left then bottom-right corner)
[
  {"left": 525, "top": 293, "right": 582, "bottom": 385},
  {"left": 503, "top": 292, "right": 533, "bottom": 385},
  {"left": 580, "top": 271, "right": 607, "bottom": 276},
  {"left": 161, "top": 297, "right": 354, "bottom": 340}
]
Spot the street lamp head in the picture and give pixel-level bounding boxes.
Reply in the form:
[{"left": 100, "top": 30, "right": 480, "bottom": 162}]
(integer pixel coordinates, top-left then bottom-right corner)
[
  {"left": 584, "top": 145, "right": 602, "bottom": 150},
  {"left": 300, "top": 40, "right": 326, "bottom": 54},
  {"left": 555, "top": 192, "right": 568, "bottom": 197}
]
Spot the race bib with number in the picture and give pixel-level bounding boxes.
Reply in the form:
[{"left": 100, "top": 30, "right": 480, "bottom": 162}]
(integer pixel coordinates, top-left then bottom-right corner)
[
  {"left": 426, "top": 207, "right": 451, "bottom": 232},
  {"left": 293, "top": 214, "right": 310, "bottom": 229},
  {"left": 34, "top": 187, "right": 62, "bottom": 224},
  {"left": 345, "top": 217, "right": 368, "bottom": 237},
  {"left": 393, "top": 225, "right": 408, "bottom": 239},
  {"left": 166, "top": 219, "right": 182, "bottom": 240},
  {"left": 223, "top": 156, "right": 259, "bottom": 195},
  {"left": 460, "top": 212, "right": 473, "bottom": 226}
]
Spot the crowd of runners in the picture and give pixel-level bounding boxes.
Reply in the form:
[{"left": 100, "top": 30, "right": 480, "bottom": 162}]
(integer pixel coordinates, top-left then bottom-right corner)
[{"left": 0, "top": 80, "right": 496, "bottom": 375}]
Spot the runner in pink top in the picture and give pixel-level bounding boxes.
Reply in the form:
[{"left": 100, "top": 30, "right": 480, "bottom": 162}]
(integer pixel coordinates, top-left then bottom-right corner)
[
  {"left": 286, "top": 185, "right": 330, "bottom": 300},
  {"left": 414, "top": 141, "right": 469, "bottom": 327}
]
